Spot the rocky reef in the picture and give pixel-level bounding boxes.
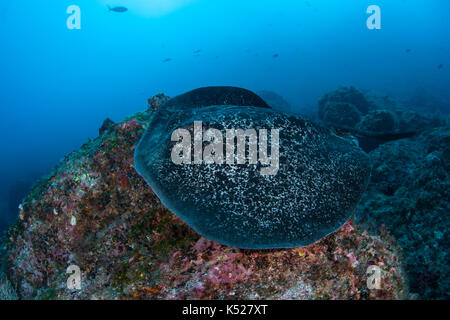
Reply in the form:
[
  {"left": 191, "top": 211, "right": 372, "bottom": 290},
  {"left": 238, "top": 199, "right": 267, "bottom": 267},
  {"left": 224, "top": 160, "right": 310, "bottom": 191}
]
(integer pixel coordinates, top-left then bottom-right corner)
[
  {"left": 318, "top": 86, "right": 370, "bottom": 126},
  {"left": 0, "top": 272, "right": 17, "bottom": 300},
  {"left": 1, "top": 94, "right": 407, "bottom": 300},
  {"left": 3, "top": 87, "right": 448, "bottom": 300},
  {"left": 357, "top": 110, "right": 397, "bottom": 133},
  {"left": 318, "top": 86, "right": 446, "bottom": 133},
  {"left": 356, "top": 127, "right": 449, "bottom": 299},
  {"left": 317, "top": 86, "right": 449, "bottom": 299}
]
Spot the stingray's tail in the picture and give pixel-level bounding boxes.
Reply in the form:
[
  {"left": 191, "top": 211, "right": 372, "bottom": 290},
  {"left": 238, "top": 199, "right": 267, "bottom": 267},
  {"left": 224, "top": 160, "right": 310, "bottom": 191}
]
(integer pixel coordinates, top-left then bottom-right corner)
[
  {"left": 355, "top": 130, "right": 417, "bottom": 153},
  {"left": 366, "top": 131, "right": 417, "bottom": 141},
  {"left": 332, "top": 124, "right": 417, "bottom": 153}
]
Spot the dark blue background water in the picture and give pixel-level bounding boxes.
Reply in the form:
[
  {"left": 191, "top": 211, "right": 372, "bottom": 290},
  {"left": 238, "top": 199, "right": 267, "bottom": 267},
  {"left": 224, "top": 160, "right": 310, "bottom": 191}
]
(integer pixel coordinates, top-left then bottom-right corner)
[{"left": 0, "top": 0, "right": 449, "bottom": 231}]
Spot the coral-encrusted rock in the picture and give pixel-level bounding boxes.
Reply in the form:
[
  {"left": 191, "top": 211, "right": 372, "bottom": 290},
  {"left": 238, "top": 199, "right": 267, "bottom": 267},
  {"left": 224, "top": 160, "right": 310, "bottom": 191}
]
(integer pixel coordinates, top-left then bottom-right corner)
[
  {"left": 154, "top": 221, "right": 407, "bottom": 300},
  {"left": 356, "top": 127, "right": 450, "bottom": 299},
  {"left": 398, "top": 111, "right": 443, "bottom": 132},
  {"left": 99, "top": 118, "right": 115, "bottom": 136},
  {"left": 321, "top": 102, "right": 362, "bottom": 127},
  {"left": 357, "top": 110, "right": 398, "bottom": 133},
  {"left": 4, "top": 96, "right": 407, "bottom": 300},
  {"left": 318, "top": 86, "right": 370, "bottom": 121}
]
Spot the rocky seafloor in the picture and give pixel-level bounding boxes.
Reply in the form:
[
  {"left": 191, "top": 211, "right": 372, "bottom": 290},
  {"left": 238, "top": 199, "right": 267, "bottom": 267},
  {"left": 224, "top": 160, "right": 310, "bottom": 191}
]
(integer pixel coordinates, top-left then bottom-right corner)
[
  {"left": 1, "top": 88, "right": 448, "bottom": 300},
  {"left": 356, "top": 128, "right": 449, "bottom": 299}
]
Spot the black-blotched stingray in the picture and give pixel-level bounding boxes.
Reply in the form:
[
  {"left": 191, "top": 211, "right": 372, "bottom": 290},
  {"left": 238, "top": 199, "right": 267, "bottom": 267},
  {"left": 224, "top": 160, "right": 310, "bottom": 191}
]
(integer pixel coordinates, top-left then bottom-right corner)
[{"left": 134, "top": 87, "right": 413, "bottom": 249}]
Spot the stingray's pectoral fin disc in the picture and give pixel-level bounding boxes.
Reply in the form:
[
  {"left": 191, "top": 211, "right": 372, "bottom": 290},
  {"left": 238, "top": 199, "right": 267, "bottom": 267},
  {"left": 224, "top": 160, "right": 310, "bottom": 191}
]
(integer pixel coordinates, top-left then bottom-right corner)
[
  {"left": 163, "top": 86, "right": 271, "bottom": 109},
  {"left": 135, "top": 90, "right": 371, "bottom": 249}
]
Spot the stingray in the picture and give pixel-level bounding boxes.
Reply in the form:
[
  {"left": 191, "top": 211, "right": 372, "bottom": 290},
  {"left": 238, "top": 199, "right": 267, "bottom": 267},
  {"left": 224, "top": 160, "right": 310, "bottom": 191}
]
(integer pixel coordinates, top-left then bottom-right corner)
[
  {"left": 163, "top": 86, "right": 271, "bottom": 110},
  {"left": 134, "top": 87, "right": 411, "bottom": 249}
]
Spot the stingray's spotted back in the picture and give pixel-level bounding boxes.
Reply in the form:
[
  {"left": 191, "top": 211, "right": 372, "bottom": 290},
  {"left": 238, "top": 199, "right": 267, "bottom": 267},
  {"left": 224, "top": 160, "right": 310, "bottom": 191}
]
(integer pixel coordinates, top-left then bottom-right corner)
[
  {"left": 163, "top": 86, "right": 271, "bottom": 109},
  {"left": 135, "top": 87, "right": 371, "bottom": 249}
]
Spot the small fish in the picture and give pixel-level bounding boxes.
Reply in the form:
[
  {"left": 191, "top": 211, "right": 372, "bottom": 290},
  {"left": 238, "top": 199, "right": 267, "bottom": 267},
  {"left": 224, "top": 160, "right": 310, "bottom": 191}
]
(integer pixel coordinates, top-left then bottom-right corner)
[
  {"left": 162, "top": 58, "right": 172, "bottom": 63},
  {"left": 272, "top": 53, "right": 279, "bottom": 58},
  {"left": 107, "top": 5, "right": 128, "bottom": 13},
  {"left": 405, "top": 48, "right": 411, "bottom": 53},
  {"left": 193, "top": 49, "right": 202, "bottom": 54},
  {"left": 437, "top": 64, "right": 444, "bottom": 69}
]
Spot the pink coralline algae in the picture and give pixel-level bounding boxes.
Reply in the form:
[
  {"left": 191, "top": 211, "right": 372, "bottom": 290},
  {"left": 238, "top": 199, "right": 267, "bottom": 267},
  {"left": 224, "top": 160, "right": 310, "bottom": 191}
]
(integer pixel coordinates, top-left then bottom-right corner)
[
  {"left": 3, "top": 94, "right": 408, "bottom": 300},
  {"left": 147, "top": 93, "right": 170, "bottom": 111}
]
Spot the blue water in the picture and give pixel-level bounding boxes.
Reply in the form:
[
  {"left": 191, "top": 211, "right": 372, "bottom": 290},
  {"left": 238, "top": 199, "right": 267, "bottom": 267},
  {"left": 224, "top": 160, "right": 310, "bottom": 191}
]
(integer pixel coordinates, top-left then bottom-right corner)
[{"left": 0, "top": 0, "right": 449, "bottom": 230}]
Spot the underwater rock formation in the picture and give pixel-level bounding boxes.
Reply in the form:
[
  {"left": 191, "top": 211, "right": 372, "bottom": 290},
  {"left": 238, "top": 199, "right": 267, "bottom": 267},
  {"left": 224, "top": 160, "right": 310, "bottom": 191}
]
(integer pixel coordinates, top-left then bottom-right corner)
[
  {"left": 357, "top": 110, "right": 397, "bottom": 133},
  {"left": 321, "top": 102, "right": 362, "bottom": 127},
  {"left": 0, "top": 272, "right": 17, "bottom": 300},
  {"left": 2, "top": 94, "right": 407, "bottom": 299},
  {"left": 318, "top": 86, "right": 370, "bottom": 121},
  {"left": 99, "top": 118, "right": 115, "bottom": 136},
  {"left": 316, "top": 87, "right": 449, "bottom": 298},
  {"left": 356, "top": 127, "right": 450, "bottom": 299},
  {"left": 147, "top": 93, "right": 170, "bottom": 112},
  {"left": 398, "top": 111, "right": 443, "bottom": 132},
  {"left": 318, "top": 87, "right": 446, "bottom": 145},
  {"left": 135, "top": 87, "right": 371, "bottom": 249},
  {"left": 364, "top": 91, "right": 446, "bottom": 133}
]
